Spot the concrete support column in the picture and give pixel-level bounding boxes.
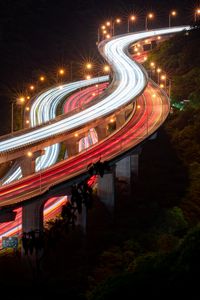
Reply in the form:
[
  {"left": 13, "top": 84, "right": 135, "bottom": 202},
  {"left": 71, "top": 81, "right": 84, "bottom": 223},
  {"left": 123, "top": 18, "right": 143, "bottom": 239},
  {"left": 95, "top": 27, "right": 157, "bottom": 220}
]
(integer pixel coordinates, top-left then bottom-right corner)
[
  {"left": 131, "top": 154, "right": 139, "bottom": 180},
  {"left": 116, "top": 156, "right": 132, "bottom": 197},
  {"left": 22, "top": 198, "right": 45, "bottom": 234},
  {"left": 116, "top": 154, "right": 140, "bottom": 183},
  {"left": 125, "top": 103, "right": 134, "bottom": 119},
  {"left": 65, "top": 138, "right": 79, "bottom": 157},
  {"left": 76, "top": 205, "right": 87, "bottom": 234},
  {"left": 97, "top": 169, "right": 116, "bottom": 212},
  {"left": 116, "top": 156, "right": 131, "bottom": 184},
  {"left": 19, "top": 150, "right": 45, "bottom": 177},
  {"left": 115, "top": 151, "right": 141, "bottom": 197},
  {"left": 21, "top": 197, "right": 46, "bottom": 257},
  {"left": 95, "top": 124, "right": 107, "bottom": 141},
  {"left": 66, "top": 131, "right": 89, "bottom": 157},
  {"left": 116, "top": 111, "right": 126, "bottom": 129},
  {"left": 67, "top": 195, "right": 87, "bottom": 234}
]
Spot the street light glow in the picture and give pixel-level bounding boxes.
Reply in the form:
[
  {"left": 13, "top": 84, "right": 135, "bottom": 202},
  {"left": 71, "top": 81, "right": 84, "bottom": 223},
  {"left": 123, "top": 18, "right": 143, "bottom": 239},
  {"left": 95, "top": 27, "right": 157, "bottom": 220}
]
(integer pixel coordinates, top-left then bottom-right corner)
[
  {"left": 40, "top": 76, "right": 45, "bottom": 81},
  {"left": 130, "top": 15, "right": 136, "bottom": 21},
  {"left": 86, "top": 63, "right": 92, "bottom": 69},
  {"left": 150, "top": 62, "right": 155, "bottom": 67},
  {"left": 59, "top": 69, "right": 65, "bottom": 75},
  {"left": 161, "top": 75, "right": 166, "bottom": 80},
  {"left": 195, "top": 8, "right": 200, "bottom": 21},
  {"left": 103, "top": 65, "right": 110, "bottom": 72},
  {"left": 145, "top": 13, "right": 154, "bottom": 30},
  {"left": 19, "top": 97, "right": 25, "bottom": 103},
  {"left": 148, "top": 13, "right": 154, "bottom": 19},
  {"left": 27, "top": 151, "right": 33, "bottom": 157},
  {"left": 196, "top": 8, "right": 200, "bottom": 14},
  {"left": 171, "top": 10, "right": 177, "bottom": 16}
]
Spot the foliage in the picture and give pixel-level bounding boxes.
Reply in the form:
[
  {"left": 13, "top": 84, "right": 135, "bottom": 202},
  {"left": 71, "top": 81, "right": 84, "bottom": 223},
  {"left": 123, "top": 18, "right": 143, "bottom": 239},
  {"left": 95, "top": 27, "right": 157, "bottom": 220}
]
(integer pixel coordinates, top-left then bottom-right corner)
[
  {"left": 87, "top": 159, "right": 110, "bottom": 177},
  {"left": 146, "top": 27, "right": 200, "bottom": 103}
]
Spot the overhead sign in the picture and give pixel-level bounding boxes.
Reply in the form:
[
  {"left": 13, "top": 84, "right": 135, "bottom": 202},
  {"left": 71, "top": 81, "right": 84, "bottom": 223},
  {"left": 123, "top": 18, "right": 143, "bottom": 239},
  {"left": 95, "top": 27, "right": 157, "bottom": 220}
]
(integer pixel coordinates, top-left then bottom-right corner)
[{"left": 2, "top": 237, "right": 18, "bottom": 249}]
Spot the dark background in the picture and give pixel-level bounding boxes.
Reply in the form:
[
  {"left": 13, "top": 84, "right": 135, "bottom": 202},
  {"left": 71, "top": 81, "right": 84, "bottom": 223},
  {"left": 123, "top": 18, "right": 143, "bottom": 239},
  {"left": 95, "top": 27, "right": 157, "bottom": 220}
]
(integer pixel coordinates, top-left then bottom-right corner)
[{"left": 0, "top": 0, "right": 196, "bottom": 134}]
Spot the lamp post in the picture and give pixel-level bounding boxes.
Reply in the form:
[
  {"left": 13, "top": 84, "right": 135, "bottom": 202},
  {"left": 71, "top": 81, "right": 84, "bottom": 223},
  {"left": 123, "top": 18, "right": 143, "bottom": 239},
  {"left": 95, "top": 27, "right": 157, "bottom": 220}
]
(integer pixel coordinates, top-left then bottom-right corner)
[
  {"left": 168, "top": 78, "right": 172, "bottom": 99},
  {"left": 18, "top": 96, "right": 25, "bottom": 129},
  {"left": 57, "top": 68, "right": 65, "bottom": 83},
  {"left": 160, "top": 74, "right": 167, "bottom": 88},
  {"left": 11, "top": 102, "right": 14, "bottom": 134},
  {"left": 105, "top": 21, "right": 112, "bottom": 36},
  {"left": 128, "top": 15, "right": 136, "bottom": 33},
  {"left": 156, "top": 68, "right": 161, "bottom": 85},
  {"left": 169, "top": 10, "right": 177, "bottom": 27},
  {"left": 112, "top": 18, "right": 121, "bottom": 36},
  {"left": 195, "top": 8, "right": 200, "bottom": 22},
  {"left": 145, "top": 13, "right": 154, "bottom": 30}
]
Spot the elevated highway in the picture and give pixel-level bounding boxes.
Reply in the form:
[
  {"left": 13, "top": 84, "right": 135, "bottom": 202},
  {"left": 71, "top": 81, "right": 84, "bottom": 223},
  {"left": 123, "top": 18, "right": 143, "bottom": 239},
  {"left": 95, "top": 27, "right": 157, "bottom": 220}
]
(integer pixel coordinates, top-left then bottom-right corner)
[{"left": 0, "top": 26, "right": 190, "bottom": 208}]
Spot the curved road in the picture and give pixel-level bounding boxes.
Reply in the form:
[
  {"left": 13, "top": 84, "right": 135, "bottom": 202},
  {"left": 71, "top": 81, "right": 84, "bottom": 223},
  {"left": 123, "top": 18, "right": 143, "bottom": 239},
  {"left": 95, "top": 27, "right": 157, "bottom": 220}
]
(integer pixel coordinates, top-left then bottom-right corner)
[{"left": 0, "top": 26, "right": 190, "bottom": 207}]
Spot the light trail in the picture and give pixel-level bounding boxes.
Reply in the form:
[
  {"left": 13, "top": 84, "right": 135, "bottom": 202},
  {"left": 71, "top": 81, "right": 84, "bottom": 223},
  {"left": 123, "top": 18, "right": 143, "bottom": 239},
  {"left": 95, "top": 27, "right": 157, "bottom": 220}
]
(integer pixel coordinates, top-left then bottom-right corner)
[
  {"left": 0, "top": 26, "right": 189, "bottom": 153},
  {"left": 1, "top": 80, "right": 108, "bottom": 185},
  {"left": 0, "top": 83, "right": 107, "bottom": 247}
]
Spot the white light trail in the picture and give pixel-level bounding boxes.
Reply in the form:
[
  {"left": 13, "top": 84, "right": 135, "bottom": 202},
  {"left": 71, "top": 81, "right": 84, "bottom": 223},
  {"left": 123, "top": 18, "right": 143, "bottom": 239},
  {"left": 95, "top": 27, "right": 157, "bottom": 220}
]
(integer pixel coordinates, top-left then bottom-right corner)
[{"left": 0, "top": 27, "right": 189, "bottom": 154}]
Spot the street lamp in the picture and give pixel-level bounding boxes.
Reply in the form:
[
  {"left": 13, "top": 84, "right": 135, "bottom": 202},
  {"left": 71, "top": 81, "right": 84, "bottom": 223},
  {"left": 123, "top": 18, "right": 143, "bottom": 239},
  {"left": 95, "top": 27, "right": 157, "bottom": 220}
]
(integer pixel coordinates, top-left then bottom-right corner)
[
  {"left": 128, "top": 15, "right": 136, "bottom": 33},
  {"left": 103, "top": 65, "right": 110, "bottom": 73},
  {"left": 145, "top": 13, "right": 154, "bottom": 30},
  {"left": 14, "top": 96, "right": 25, "bottom": 130},
  {"left": 195, "top": 8, "right": 200, "bottom": 22},
  {"left": 58, "top": 68, "right": 65, "bottom": 75},
  {"left": 156, "top": 68, "right": 161, "bottom": 84},
  {"left": 86, "top": 63, "right": 92, "bottom": 70},
  {"left": 169, "top": 10, "right": 177, "bottom": 27},
  {"left": 86, "top": 75, "right": 91, "bottom": 80},
  {"left": 112, "top": 18, "right": 121, "bottom": 36},
  {"left": 160, "top": 74, "right": 167, "bottom": 87},
  {"left": 39, "top": 76, "right": 45, "bottom": 82},
  {"left": 29, "top": 85, "right": 35, "bottom": 91}
]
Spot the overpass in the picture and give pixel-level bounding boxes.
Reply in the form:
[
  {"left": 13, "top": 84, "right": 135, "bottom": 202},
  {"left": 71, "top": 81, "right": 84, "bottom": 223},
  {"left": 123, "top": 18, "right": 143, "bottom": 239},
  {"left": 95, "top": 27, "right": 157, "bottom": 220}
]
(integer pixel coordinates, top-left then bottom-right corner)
[{"left": 0, "top": 26, "right": 190, "bottom": 238}]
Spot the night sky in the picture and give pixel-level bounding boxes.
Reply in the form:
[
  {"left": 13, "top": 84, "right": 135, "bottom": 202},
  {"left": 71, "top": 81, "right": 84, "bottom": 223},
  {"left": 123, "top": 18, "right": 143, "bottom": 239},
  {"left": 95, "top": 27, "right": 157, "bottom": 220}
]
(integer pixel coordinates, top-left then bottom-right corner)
[{"left": 0, "top": 0, "right": 196, "bottom": 134}]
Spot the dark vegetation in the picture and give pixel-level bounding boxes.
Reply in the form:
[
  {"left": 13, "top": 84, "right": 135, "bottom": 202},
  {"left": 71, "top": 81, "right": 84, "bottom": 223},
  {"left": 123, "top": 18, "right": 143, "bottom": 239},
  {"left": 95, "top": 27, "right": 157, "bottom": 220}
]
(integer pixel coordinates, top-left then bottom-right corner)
[{"left": 0, "top": 7, "right": 200, "bottom": 300}]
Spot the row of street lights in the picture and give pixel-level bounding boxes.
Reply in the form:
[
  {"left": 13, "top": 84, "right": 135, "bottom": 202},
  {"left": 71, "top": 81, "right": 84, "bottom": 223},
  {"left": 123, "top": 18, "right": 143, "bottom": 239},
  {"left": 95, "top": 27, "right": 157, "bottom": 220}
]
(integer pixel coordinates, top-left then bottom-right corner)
[
  {"left": 11, "top": 68, "right": 66, "bottom": 133},
  {"left": 149, "top": 62, "right": 171, "bottom": 97},
  {"left": 11, "top": 62, "right": 110, "bottom": 133},
  {"left": 98, "top": 8, "right": 200, "bottom": 42}
]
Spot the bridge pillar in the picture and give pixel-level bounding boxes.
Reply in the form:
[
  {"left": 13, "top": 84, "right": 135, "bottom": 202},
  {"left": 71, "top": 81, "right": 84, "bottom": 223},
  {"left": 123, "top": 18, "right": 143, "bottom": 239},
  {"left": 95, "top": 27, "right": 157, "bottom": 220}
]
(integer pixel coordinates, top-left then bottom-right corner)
[
  {"left": 115, "top": 147, "right": 141, "bottom": 196},
  {"left": 97, "top": 167, "right": 116, "bottom": 212},
  {"left": 116, "top": 111, "right": 126, "bottom": 129},
  {"left": 95, "top": 124, "right": 108, "bottom": 141},
  {"left": 65, "top": 132, "right": 89, "bottom": 157},
  {"left": 130, "top": 153, "right": 140, "bottom": 181},
  {"left": 65, "top": 138, "right": 79, "bottom": 157},
  {"left": 125, "top": 103, "right": 134, "bottom": 119},
  {"left": 21, "top": 197, "right": 45, "bottom": 256},
  {"left": 22, "top": 198, "right": 45, "bottom": 233},
  {"left": 67, "top": 195, "right": 87, "bottom": 234},
  {"left": 76, "top": 205, "right": 87, "bottom": 234},
  {"left": 19, "top": 150, "right": 45, "bottom": 177}
]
